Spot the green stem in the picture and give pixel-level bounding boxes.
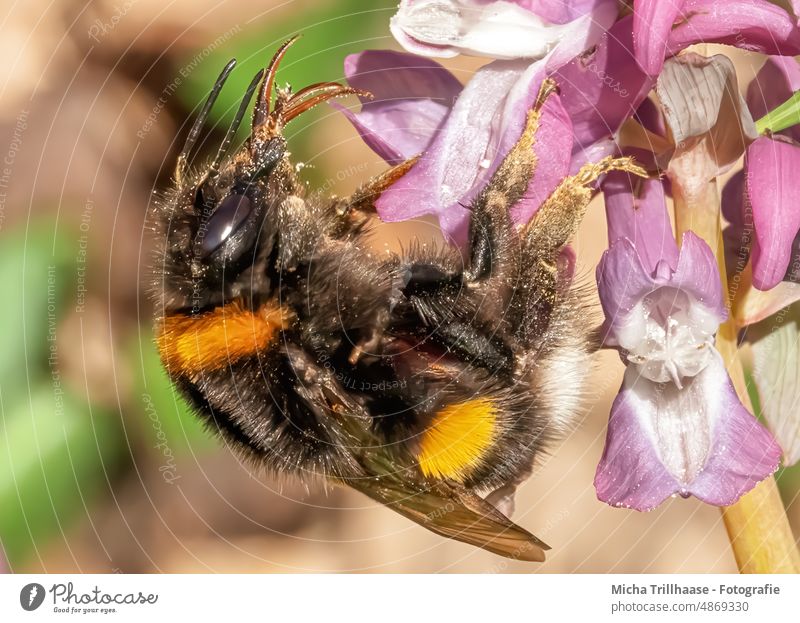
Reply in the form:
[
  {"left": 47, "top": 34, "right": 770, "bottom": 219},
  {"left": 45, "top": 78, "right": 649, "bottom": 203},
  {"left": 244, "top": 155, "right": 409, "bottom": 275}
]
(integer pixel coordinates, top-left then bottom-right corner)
[
  {"left": 755, "top": 89, "right": 800, "bottom": 135},
  {"left": 671, "top": 174, "right": 800, "bottom": 573}
]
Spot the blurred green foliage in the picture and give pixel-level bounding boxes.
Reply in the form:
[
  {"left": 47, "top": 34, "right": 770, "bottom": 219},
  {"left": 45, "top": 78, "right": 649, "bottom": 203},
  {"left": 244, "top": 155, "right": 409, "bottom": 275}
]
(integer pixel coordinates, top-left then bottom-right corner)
[
  {"left": 177, "top": 0, "right": 395, "bottom": 184},
  {"left": 746, "top": 337, "right": 800, "bottom": 503},
  {"left": 0, "top": 223, "right": 73, "bottom": 410},
  {"left": 0, "top": 387, "right": 120, "bottom": 564},
  {"left": 0, "top": 222, "right": 122, "bottom": 565}
]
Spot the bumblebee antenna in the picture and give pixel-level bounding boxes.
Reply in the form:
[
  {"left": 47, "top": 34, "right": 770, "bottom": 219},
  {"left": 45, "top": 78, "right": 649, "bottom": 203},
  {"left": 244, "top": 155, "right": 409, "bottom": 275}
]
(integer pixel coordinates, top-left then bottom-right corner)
[
  {"left": 280, "top": 82, "right": 372, "bottom": 124},
  {"left": 252, "top": 35, "right": 300, "bottom": 129},
  {"left": 210, "top": 68, "right": 265, "bottom": 173},
  {"left": 176, "top": 58, "right": 237, "bottom": 181}
]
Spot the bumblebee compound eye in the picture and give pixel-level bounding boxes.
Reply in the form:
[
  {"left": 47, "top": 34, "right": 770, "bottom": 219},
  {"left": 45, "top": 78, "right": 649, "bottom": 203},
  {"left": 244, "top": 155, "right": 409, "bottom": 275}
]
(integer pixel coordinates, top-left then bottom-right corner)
[{"left": 198, "top": 192, "right": 253, "bottom": 257}]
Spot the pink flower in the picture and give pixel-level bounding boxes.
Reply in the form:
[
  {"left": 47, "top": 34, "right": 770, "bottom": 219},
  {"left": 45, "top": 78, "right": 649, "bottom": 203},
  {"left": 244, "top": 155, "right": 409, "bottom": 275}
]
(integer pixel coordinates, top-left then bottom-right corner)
[
  {"left": 330, "top": 51, "right": 463, "bottom": 166},
  {"left": 633, "top": 0, "right": 800, "bottom": 76},
  {"left": 595, "top": 173, "right": 781, "bottom": 510},
  {"left": 723, "top": 57, "right": 800, "bottom": 294},
  {"left": 553, "top": 15, "right": 655, "bottom": 165},
  {"left": 333, "top": 6, "right": 653, "bottom": 243},
  {"left": 334, "top": 50, "right": 574, "bottom": 242}
]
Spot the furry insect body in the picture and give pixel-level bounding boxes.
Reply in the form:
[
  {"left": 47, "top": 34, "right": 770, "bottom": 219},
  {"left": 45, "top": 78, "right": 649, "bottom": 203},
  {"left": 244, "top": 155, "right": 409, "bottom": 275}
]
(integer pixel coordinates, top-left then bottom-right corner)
[{"left": 151, "top": 40, "right": 647, "bottom": 561}]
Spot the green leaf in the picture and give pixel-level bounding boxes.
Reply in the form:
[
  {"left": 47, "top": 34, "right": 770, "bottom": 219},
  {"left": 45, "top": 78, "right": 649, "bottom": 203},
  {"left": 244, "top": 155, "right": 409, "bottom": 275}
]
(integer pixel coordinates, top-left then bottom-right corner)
[
  {"left": 0, "top": 220, "right": 75, "bottom": 411},
  {"left": 755, "top": 89, "right": 800, "bottom": 135},
  {"left": 0, "top": 386, "right": 122, "bottom": 565},
  {"left": 750, "top": 305, "right": 800, "bottom": 466}
]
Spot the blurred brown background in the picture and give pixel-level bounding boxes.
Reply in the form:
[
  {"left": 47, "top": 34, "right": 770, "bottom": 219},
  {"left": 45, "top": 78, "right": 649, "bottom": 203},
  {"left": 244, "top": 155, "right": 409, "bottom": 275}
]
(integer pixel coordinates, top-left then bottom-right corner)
[{"left": 0, "top": 0, "right": 796, "bottom": 573}]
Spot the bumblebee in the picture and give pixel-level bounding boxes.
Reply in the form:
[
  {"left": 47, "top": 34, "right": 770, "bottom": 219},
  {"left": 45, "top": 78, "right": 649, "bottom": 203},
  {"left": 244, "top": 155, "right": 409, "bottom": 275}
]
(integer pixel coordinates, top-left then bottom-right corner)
[{"left": 150, "top": 38, "right": 646, "bottom": 561}]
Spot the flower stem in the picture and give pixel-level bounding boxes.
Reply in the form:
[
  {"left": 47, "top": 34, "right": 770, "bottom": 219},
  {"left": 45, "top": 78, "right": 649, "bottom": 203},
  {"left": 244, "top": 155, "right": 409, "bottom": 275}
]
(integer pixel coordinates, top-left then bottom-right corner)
[
  {"left": 672, "top": 178, "right": 721, "bottom": 260},
  {"left": 755, "top": 89, "right": 800, "bottom": 135},
  {"left": 672, "top": 176, "right": 800, "bottom": 573},
  {"left": 716, "top": 323, "right": 800, "bottom": 573}
]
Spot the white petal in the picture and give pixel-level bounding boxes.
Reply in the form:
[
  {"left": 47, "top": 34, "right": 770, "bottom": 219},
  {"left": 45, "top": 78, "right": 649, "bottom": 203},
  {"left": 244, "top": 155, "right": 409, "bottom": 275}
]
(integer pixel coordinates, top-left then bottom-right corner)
[
  {"left": 624, "top": 351, "right": 731, "bottom": 485},
  {"left": 391, "top": 0, "right": 573, "bottom": 60},
  {"left": 657, "top": 53, "right": 757, "bottom": 196}
]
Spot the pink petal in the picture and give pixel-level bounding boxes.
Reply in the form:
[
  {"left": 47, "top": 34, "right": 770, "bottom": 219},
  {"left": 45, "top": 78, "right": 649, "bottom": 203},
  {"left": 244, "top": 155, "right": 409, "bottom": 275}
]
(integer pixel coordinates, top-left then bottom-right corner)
[
  {"left": 671, "top": 232, "right": 727, "bottom": 322},
  {"left": 747, "top": 56, "right": 800, "bottom": 143},
  {"left": 746, "top": 56, "right": 800, "bottom": 119},
  {"left": 684, "top": 355, "right": 782, "bottom": 506},
  {"left": 597, "top": 231, "right": 725, "bottom": 345},
  {"left": 596, "top": 238, "right": 660, "bottom": 342},
  {"left": 553, "top": 15, "right": 656, "bottom": 154},
  {"left": 375, "top": 59, "right": 530, "bottom": 241},
  {"left": 724, "top": 163, "right": 800, "bottom": 323},
  {"left": 332, "top": 50, "right": 462, "bottom": 164},
  {"left": 595, "top": 352, "right": 780, "bottom": 511},
  {"left": 746, "top": 135, "right": 800, "bottom": 290},
  {"left": 342, "top": 50, "right": 463, "bottom": 104},
  {"left": 569, "top": 137, "right": 616, "bottom": 175},
  {"left": 595, "top": 371, "right": 685, "bottom": 511},
  {"left": 389, "top": 0, "right": 568, "bottom": 59},
  {"left": 541, "top": 0, "right": 619, "bottom": 70},
  {"left": 375, "top": 59, "right": 572, "bottom": 241},
  {"left": 721, "top": 170, "right": 752, "bottom": 278},
  {"left": 667, "top": 0, "right": 800, "bottom": 59},
  {"left": 735, "top": 282, "right": 800, "bottom": 327},
  {"left": 632, "top": 0, "right": 687, "bottom": 75},
  {"left": 603, "top": 172, "right": 678, "bottom": 274},
  {"left": 519, "top": 0, "right": 614, "bottom": 24}
]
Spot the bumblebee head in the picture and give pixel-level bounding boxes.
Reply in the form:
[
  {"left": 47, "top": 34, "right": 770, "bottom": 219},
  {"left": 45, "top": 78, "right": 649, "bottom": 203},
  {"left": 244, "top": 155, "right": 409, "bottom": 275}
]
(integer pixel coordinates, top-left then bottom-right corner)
[{"left": 157, "top": 37, "right": 369, "bottom": 313}]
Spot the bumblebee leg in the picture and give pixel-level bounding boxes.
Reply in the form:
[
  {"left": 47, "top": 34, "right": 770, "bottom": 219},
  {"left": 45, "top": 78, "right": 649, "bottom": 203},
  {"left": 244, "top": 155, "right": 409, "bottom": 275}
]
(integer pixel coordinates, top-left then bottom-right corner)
[
  {"left": 525, "top": 156, "right": 647, "bottom": 255},
  {"left": 391, "top": 84, "right": 562, "bottom": 364},
  {"left": 519, "top": 158, "right": 648, "bottom": 341},
  {"left": 325, "top": 156, "right": 420, "bottom": 237},
  {"left": 466, "top": 79, "right": 558, "bottom": 282}
]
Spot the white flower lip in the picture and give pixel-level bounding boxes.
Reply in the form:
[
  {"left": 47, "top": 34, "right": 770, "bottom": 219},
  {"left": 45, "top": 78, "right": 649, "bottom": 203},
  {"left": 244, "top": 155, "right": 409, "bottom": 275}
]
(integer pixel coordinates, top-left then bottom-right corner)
[{"left": 618, "top": 286, "right": 718, "bottom": 390}]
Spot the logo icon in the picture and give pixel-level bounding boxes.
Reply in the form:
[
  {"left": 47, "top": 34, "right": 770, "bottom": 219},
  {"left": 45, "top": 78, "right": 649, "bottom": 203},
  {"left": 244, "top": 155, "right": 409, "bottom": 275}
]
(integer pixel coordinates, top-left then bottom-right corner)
[{"left": 20, "top": 583, "right": 45, "bottom": 611}]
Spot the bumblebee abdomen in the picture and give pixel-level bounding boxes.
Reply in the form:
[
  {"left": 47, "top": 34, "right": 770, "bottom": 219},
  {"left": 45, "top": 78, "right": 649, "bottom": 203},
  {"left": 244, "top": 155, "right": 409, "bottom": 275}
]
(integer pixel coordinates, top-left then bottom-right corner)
[
  {"left": 417, "top": 397, "right": 498, "bottom": 481},
  {"left": 155, "top": 299, "right": 293, "bottom": 377}
]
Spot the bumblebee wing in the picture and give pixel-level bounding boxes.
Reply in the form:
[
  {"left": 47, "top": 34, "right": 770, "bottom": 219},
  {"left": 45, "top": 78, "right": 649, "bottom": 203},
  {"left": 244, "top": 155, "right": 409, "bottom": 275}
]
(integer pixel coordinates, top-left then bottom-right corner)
[
  {"left": 298, "top": 351, "right": 548, "bottom": 561},
  {"left": 348, "top": 475, "right": 549, "bottom": 562}
]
